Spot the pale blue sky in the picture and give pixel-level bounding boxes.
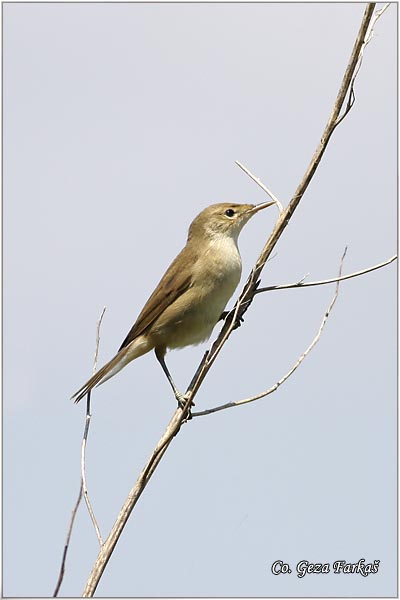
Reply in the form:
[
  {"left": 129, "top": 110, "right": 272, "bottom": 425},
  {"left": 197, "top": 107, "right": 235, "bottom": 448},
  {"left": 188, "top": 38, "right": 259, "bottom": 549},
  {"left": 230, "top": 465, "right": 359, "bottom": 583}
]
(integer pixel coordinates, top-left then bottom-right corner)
[{"left": 4, "top": 2, "right": 397, "bottom": 597}]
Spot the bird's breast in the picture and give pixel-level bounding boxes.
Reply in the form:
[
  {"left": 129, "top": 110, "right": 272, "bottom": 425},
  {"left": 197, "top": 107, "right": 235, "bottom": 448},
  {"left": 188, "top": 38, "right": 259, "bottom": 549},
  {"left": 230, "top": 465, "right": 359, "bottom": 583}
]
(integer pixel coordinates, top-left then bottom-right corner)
[
  {"left": 195, "top": 235, "right": 242, "bottom": 304},
  {"left": 159, "top": 236, "right": 242, "bottom": 349}
]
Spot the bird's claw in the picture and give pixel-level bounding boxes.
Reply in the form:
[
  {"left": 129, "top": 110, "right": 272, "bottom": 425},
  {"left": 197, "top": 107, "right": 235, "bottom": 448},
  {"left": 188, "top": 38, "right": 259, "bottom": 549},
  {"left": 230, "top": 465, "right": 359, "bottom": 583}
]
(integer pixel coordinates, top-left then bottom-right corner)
[
  {"left": 176, "top": 391, "right": 195, "bottom": 410},
  {"left": 220, "top": 310, "right": 244, "bottom": 329},
  {"left": 233, "top": 314, "right": 244, "bottom": 329}
]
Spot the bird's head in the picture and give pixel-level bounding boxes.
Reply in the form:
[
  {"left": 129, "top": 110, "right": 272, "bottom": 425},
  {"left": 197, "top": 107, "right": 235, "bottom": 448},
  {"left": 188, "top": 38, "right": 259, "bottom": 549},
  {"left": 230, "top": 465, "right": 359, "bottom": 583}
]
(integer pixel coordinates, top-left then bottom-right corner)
[{"left": 188, "top": 201, "right": 275, "bottom": 243}]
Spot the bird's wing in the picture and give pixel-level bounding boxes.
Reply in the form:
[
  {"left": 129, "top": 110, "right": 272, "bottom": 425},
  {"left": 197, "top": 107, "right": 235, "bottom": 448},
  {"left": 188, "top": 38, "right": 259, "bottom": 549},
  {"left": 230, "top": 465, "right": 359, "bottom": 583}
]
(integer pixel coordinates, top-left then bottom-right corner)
[{"left": 118, "top": 246, "right": 196, "bottom": 350}]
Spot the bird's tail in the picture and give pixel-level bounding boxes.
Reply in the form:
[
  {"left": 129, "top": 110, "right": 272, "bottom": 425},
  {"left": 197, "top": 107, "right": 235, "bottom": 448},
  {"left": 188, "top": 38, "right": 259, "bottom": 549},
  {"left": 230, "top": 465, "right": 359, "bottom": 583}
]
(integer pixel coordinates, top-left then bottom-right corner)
[{"left": 71, "top": 347, "right": 131, "bottom": 403}]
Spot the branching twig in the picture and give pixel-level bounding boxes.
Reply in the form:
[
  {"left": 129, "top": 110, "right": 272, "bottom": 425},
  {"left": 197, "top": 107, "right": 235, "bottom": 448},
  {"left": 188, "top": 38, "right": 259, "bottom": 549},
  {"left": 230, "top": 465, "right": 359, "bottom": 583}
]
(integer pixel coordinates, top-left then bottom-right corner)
[
  {"left": 54, "top": 307, "right": 106, "bottom": 596},
  {"left": 81, "top": 307, "right": 107, "bottom": 546},
  {"left": 81, "top": 395, "right": 193, "bottom": 597},
  {"left": 80, "top": 5, "right": 384, "bottom": 596},
  {"left": 256, "top": 254, "right": 397, "bottom": 293},
  {"left": 192, "top": 248, "right": 347, "bottom": 417},
  {"left": 190, "top": 251, "right": 396, "bottom": 418}
]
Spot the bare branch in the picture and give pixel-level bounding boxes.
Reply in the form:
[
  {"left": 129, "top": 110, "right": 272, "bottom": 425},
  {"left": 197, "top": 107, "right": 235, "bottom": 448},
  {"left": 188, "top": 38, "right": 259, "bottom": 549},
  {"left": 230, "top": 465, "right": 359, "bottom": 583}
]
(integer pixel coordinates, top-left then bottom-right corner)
[
  {"left": 93, "top": 307, "right": 106, "bottom": 373},
  {"left": 358, "top": 4, "right": 390, "bottom": 65},
  {"left": 192, "top": 248, "right": 348, "bottom": 418},
  {"left": 80, "top": 402, "right": 98, "bottom": 541},
  {"left": 256, "top": 254, "right": 397, "bottom": 293},
  {"left": 332, "top": 3, "right": 390, "bottom": 130},
  {"left": 54, "top": 307, "right": 106, "bottom": 596},
  {"left": 235, "top": 161, "right": 284, "bottom": 214},
  {"left": 81, "top": 395, "right": 193, "bottom": 597},
  {"left": 184, "top": 3, "right": 378, "bottom": 403},
  {"left": 80, "top": 5, "right": 383, "bottom": 596},
  {"left": 81, "top": 307, "right": 106, "bottom": 547},
  {"left": 333, "top": 4, "right": 389, "bottom": 131},
  {"left": 53, "top": 484, "right": 83, "bottom": 597}
]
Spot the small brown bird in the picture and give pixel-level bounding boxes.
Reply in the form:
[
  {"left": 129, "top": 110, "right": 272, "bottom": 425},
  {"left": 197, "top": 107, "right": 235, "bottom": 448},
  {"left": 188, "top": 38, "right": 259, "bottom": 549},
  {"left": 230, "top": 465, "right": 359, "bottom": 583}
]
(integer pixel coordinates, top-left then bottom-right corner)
[{"left": 72, "top": 201, "right": 274, "bottom": 404}]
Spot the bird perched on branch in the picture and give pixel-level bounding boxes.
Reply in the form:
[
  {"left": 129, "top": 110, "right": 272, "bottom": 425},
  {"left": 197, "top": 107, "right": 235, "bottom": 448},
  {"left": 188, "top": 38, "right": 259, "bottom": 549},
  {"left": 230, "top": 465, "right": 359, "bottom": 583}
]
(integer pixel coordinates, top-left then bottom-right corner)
[{"left": 72, "top": 201, "right": 274, "bottom": 405}]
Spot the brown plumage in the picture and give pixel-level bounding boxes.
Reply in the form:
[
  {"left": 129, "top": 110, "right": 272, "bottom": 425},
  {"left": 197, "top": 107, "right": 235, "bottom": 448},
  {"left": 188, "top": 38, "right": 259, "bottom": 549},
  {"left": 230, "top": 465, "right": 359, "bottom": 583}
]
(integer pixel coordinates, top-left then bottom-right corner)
[{"left": 71, "top": 201, "right": 274, "bottom": 404}]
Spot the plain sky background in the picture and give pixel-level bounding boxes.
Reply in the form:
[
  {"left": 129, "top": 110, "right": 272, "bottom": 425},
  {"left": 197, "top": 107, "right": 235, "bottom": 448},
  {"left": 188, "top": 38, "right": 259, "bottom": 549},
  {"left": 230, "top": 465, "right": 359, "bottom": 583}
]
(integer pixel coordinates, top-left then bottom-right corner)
[{"left": 3, "top": 2, "right": 397, "bottom": 598}]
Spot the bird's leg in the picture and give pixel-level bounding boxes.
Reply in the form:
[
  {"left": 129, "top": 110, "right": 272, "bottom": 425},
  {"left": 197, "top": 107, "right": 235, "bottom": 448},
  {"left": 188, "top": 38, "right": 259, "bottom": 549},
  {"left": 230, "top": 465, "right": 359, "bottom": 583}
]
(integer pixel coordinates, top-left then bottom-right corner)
[{"left": 154, "top": 349, "right": 194, "bottom": 409}]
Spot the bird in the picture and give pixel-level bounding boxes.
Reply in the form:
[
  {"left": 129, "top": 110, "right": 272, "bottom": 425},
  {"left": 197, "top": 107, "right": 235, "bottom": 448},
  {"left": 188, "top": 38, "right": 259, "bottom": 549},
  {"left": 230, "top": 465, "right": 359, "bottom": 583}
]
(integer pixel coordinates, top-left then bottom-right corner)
[{"left": 71, "top": 201, "right": 274, "bottom": 404}]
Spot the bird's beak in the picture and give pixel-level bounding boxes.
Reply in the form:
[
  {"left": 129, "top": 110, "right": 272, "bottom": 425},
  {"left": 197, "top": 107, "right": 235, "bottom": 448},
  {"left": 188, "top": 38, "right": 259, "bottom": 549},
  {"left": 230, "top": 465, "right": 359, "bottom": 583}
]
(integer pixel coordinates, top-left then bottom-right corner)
[{"left": 246, "top": 200, "right": 276, "bottom": 215}]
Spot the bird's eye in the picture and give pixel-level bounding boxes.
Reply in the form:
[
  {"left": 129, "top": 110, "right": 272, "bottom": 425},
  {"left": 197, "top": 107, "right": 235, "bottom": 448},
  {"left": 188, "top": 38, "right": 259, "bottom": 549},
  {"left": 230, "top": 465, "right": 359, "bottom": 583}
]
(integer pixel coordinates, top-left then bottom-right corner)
[{"left": 225, "top": 208, "right": 235, "bottom": 217}]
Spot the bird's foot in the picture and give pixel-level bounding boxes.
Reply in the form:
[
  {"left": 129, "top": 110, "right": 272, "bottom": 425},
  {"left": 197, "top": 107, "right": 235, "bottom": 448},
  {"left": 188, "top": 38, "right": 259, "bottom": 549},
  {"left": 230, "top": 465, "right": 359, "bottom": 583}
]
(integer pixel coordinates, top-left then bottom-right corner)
[
  {"left": 220, "top": 310, "right": 244, "bottom": 330},
  {"left": 233, "top": 314, "right": 244, "bottom": 329},
  {"left": 175, "top": 392, "right": 195, "bottom": 420},
  {"left": 176, "top": 391, "right": 195, "bottom": 408}
]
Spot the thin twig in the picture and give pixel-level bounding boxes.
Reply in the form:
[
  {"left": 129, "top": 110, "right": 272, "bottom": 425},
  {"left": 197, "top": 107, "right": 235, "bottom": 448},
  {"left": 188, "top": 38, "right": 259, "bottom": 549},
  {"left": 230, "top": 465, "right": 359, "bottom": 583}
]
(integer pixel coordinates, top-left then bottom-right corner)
[
  {"left": 192, "top": 248, "right": 348, "bottom": 418},
  {"left": 332, "top": 3, "right": 390, "bottom": 130},
  {"left": 81, "top": 307, "right": 106, "bottom": 546},
  {"left": 235, "top": 161, "right": 285, "bottom": 214},
  {"left": 358, "top": 4, "right": 390, "bottom": 64},
  {"left": 193, "top": 251, "right": 397, "bottom": 417},
  {"left": 93, "top": 307, "right": 106, "bottom": 372},
  {"left": 256, "top": 254, "right": 396, "bottom": 293},
  {"left": 53, "top": 484, "right": 83, "bottom": 597},
  {"left": 236, "top": 4, "right": 389, "bottom": 226},
  {"left": 53, "top": 307, "right": 106, "bottom": 596}
]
